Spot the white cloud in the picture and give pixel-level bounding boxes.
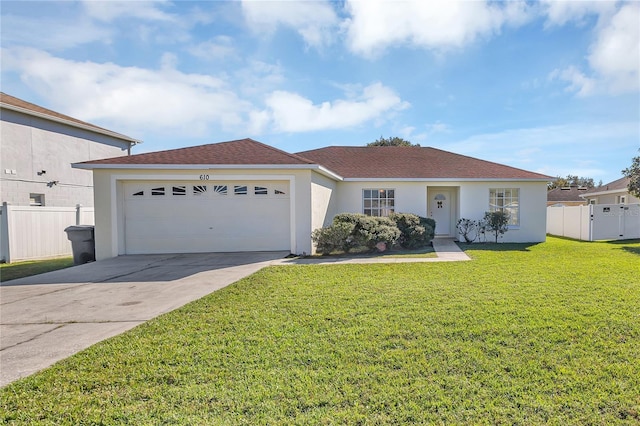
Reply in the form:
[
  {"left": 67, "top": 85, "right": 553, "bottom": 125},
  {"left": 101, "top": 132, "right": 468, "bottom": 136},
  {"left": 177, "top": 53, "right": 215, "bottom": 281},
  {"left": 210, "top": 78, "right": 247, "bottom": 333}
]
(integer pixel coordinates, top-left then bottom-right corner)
[
  {"left": 540, "top": 0, "right": 615, "bottom": 27},
  {"left": 399, "top": 121, "right": 450, "bottom": 143},
  {"left": 549, "top": 66, "right": 596, "bottom": 97},
  {"left": 2, "top": 47, "right": 250, "bottom": 137},
  {"left": 241, "top": 0, "right": 339, "bottom": 48},
  {"left": 0, "top": 14, "right": 111, "bottom": 50},
  {"left": 252, "top": 83, "right": 409, "bottom": 133},
  {"left": 343, "top": 0, "right": 531, "bottom": 57},
  {"left": 188, "top": 36, "right": 236, "bottom": 60},
  {"left": 235, "top": 60, "right": 285, "bottom": 97},
  {"left": 588, "top": 2, "right": 640, "bottom": 94},
  {"left": 546, "top": 2, "right": 639, "bottom": 96},
  {"left": 2, "top": 47, "right": 409, "bottom": 137},
  {"left": 81, "top": 0, "right": 175, "bottom": 23}
]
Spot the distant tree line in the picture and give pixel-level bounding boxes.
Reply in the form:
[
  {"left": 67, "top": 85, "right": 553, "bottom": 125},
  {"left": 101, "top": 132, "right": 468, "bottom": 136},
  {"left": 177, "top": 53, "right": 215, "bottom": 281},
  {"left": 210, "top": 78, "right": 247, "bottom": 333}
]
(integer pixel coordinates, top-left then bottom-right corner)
[{"left": 547, "top": 175, "right": 600, "bottom": 190}]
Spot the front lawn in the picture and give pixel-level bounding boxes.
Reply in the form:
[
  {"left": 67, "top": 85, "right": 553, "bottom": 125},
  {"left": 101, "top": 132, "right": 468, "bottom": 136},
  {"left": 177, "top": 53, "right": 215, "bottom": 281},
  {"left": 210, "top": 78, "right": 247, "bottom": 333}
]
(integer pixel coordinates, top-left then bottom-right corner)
[
  {"left": 1, "top": 237, "right": 639, "bottom": 424},
  {"left": 0, "top": 256, "right": 74, "bottom": 282}
]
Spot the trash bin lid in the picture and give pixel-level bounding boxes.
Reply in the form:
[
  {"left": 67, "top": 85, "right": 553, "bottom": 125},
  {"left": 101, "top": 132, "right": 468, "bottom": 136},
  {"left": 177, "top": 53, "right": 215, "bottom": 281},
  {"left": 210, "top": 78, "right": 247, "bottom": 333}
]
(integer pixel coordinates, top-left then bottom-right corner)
[{"left": 64, "top": 225, "right": 95, "bottom": 232}]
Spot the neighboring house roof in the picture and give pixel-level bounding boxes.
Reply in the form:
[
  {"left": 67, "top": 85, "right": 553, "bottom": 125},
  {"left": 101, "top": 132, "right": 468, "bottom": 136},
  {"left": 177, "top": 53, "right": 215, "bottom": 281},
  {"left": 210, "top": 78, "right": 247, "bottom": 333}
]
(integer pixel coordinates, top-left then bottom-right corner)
[
  {"left": 297, "top": 146, "right": 551, "bottom": 180},
  {"left": 581, "top": 177, "right": 630, "bottom": 197},
  {"left": 75, "top": 139, "right": 552, "bottom": 181},
  {"left": 547, "top": 185, "right": 589, "bottom": 203},
  {"left": 0, "top": 92, "right": 141, "bottom": 145},
  {"left": 77, "top": 138, "right": 315, "bottom": 166}
]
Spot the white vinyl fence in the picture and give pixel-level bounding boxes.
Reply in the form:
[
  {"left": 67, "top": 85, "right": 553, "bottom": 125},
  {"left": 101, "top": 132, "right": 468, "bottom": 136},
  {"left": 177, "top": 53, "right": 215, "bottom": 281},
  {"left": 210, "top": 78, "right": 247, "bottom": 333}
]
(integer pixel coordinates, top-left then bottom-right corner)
[
  {"left": 547, "top": 204, "right": 640, "bottom": 241},
  {"left": 0, "top": 203, "right": 94, "bottom": 263}
]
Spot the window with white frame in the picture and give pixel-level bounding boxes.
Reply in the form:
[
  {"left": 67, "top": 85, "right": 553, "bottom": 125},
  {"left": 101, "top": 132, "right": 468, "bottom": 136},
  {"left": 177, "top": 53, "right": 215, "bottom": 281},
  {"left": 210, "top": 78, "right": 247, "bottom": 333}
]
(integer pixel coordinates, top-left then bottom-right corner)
[
  {"left": 489, "top": 188, "right": 519, "bottom": 226},
  {"left": 363, "top": 189, "right": 395, "bottom": 217}
]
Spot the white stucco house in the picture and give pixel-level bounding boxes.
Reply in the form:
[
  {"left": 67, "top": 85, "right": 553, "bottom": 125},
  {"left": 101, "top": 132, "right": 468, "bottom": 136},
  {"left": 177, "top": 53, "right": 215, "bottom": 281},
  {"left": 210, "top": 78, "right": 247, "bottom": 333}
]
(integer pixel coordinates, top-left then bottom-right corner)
[
  {"left": 580, "top": 177, "right": 639, "bottom": 205},
  {"left": 74, "top": 138, "right": 552, "bottom": 260}
]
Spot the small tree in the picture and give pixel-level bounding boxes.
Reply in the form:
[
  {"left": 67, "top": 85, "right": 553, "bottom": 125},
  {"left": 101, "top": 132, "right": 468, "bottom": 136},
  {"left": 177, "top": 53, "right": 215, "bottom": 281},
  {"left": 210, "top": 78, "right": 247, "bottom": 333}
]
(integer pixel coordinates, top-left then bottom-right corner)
[
  {"left": 483, "top": 211, "right": 510, "bottom": 243},
  {"left": 622, "top": 150, "right": 640, "bottom": 198}
]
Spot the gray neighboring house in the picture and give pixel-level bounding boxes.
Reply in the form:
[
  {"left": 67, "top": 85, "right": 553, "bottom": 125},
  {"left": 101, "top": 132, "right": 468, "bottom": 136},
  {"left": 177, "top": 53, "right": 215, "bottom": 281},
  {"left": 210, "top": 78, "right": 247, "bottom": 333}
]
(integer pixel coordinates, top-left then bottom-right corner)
[
  {"left": 581, "top": 177, "right": 640, "bottom": 205},
  {"left": 1, "top": 92, "right": 140, "bottom": 263},
  {"left": 546, "top": 185, "right": 589, "bottom": 207},
  {"left": 1, "top": 92, "right": 140, "bottom": 207}
]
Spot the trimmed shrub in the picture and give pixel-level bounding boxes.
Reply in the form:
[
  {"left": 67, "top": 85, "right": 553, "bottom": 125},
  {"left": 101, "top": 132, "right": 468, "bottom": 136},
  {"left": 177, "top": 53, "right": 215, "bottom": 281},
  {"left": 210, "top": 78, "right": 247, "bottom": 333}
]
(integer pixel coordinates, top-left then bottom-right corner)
[
  {"left": 312, "top": 212, "right": 436, "bottom": 254},
  {"left": 389, "top": 213, "right": 434, "bottom": 249},
  {"left": 333, "top": 213, "right": 400, "bottom": 251},
  {"left": 355, "top": 216, "right": 400, "bottom": 250},
  {"left": 311, "top": 221, "right": 355, "bottom": 255},
  {"left": 420, "top": 217, "right": 436, "bottom": 238}
]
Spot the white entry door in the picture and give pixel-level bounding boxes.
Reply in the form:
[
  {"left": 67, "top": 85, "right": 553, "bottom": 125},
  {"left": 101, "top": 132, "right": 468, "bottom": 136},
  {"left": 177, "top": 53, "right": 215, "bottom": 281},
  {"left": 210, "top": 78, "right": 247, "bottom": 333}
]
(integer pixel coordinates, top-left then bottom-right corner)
[{"left": 430, "top": 191, "right": 451, "bottom": 236}]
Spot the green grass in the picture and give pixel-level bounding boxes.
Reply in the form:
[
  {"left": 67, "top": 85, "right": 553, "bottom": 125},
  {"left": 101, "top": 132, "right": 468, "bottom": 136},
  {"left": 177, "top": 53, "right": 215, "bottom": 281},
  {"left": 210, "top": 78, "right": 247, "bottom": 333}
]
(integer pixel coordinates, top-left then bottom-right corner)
[
  {"left": 1, "top": 237, "right": 639, "bottom": 424},
  {"left": 0, "top": 256, "right": 74, "bottom": 282}
]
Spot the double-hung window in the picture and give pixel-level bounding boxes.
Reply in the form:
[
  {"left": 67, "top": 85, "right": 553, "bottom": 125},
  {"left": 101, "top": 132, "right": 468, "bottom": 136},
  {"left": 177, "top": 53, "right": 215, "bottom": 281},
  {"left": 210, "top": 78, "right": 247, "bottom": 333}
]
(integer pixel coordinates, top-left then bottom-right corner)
[
  {"left": 363, "top": 189, "right": 395, "bottom": 217},
  {"left": 489, "top": 188, "right": 519, "bottom": 226}
]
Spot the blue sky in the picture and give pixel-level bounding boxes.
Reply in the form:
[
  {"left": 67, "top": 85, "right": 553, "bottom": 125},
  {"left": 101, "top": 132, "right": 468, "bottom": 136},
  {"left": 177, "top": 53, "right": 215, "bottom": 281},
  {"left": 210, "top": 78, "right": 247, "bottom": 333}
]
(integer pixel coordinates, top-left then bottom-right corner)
[{"left": 2, "top": 0, "right": 638, "bottom": 184}]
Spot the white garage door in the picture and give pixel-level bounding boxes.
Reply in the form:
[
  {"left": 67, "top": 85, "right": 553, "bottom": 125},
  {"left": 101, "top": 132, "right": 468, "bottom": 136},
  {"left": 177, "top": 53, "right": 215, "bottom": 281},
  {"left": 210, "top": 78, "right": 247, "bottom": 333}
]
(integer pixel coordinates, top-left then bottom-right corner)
[{"left": 123, "top": 180, "right": 290, "bottom": 254}]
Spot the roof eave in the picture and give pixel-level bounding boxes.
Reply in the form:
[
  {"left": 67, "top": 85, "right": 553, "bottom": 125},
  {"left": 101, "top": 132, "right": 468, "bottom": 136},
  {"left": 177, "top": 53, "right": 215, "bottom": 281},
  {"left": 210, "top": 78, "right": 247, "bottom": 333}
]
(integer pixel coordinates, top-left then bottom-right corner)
[
  {"left": 579, "top": 188, "right": 629, "bottom": 198},
  {"left": 1, "top": 102, "right": 142, "bottom": 145},
  {"left": 72, "top": 163, "right": 344, "bottom": 180},
  {"left": 342, "top": 177, "right": 552, "bottom": 182}
]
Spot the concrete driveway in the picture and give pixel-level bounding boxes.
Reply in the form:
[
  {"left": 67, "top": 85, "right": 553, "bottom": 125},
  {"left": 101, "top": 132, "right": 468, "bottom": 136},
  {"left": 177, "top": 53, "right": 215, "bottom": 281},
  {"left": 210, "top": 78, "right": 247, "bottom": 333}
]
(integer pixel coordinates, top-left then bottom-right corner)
[{"left": 0, "top": 251, "right": 287, "bottom": 387}]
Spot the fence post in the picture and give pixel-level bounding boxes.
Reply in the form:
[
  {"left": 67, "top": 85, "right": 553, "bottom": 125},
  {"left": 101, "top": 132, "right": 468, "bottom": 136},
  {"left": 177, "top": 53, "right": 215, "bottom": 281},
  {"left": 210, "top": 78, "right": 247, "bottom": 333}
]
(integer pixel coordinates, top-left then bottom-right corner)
[
  {"left": 1, "top": 202, "right": 11, "bottom": 263},
  {"left": 588, "top": 204, "right": 593, "bottom": 241},
  {"left": 76, "top": 204, "right": 81, "bottom": 226}
]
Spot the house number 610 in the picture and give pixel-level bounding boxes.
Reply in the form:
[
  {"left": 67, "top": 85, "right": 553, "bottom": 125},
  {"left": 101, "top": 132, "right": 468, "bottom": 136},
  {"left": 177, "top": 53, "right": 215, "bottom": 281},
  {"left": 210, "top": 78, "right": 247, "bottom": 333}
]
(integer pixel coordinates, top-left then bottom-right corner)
[{"left": 199, "top": 174, "right": 210, "bottom": 180}]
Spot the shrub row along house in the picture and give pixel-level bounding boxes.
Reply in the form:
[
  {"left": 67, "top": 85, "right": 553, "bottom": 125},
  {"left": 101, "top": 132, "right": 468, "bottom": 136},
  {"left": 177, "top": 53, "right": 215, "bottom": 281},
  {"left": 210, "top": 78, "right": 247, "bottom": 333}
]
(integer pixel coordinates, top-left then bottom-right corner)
[{"left": 75, "top": 138, "right": 551, "bottom": 259}]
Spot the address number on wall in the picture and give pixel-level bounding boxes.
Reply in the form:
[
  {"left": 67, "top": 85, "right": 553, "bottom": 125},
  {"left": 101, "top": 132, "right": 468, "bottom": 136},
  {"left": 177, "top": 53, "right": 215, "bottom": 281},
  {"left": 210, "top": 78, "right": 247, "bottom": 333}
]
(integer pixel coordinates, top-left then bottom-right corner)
[{"left": 199, "top": 175, "right": 210, "bottom": 180}]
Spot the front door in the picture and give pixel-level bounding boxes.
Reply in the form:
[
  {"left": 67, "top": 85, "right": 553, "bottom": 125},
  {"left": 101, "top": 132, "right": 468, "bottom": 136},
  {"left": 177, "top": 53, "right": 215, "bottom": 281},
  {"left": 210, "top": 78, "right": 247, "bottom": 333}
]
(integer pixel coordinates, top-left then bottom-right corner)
[{"left": 430, "top": 191, "right": 451, "bottom": 236}]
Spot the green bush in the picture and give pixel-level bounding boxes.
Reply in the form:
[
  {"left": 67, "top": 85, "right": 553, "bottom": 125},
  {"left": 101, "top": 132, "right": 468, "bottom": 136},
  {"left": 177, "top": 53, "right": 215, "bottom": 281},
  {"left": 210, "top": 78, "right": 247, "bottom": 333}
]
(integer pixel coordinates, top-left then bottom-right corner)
[
  {"left": 333, "top": 213, "right": 400, "bottom": 251},
  {"left": 420, "top": 217, "right": 436, "bottom": 239},
  {"left": 389, "top": 213, "right": 434, "bottom": 249},
  {"left": 312, "top": 213, "right": 436, "bottom": 254},
  {"left": 355, "top": 216, "right": 400, "bottom": 250},
  {"left": 311, "top": 222, "right": 355, "bottom": 255}
]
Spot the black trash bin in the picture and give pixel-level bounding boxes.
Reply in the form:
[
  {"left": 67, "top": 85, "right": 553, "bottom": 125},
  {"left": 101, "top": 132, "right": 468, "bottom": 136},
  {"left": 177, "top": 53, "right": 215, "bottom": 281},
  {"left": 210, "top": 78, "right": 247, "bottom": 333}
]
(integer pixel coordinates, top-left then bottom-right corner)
[{"left": 64, "top": 225, "right": 96, "bottom": 265}]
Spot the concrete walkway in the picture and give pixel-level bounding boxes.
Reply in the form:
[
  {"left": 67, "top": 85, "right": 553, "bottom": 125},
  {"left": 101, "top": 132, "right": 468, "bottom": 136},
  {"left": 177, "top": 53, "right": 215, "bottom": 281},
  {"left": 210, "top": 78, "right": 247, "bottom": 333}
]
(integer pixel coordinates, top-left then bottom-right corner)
[
  {"left": 275, "top": 238, "right": 471, "bottom": 265},
  {"left": 0, "top": 239, "right": 469, "bottom": 387}
]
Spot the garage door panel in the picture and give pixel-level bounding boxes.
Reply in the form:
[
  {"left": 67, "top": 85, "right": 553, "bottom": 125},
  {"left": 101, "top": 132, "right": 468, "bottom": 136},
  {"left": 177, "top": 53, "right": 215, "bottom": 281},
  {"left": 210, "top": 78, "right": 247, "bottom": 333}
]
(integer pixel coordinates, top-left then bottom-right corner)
[{"left": 123, "top": 181, "right": 290, "bottom": 254}]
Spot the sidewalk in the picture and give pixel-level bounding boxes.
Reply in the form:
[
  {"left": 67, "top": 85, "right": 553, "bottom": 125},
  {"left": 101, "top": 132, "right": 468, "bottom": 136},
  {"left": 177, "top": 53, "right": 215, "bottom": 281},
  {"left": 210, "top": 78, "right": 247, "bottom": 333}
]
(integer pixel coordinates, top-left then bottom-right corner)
[{"left": 274, "top": 238, "right": 471, "bottom": 265}]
